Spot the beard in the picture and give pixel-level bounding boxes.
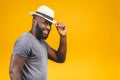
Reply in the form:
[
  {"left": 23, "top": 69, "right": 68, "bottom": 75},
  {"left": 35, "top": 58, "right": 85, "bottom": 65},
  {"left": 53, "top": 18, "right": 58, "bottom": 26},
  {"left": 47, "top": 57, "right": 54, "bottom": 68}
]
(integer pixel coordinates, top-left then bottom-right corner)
[{"left": 35, "top": 23, "right": 49, "bottom": 40}]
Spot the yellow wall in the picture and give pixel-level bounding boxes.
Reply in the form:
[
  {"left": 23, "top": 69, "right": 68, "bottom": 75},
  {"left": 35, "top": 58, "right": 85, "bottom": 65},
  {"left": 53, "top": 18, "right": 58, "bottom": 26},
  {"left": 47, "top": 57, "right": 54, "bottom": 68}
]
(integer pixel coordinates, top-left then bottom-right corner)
[{"left": 0, "top": 0, "right": 120, "bottom": 80}]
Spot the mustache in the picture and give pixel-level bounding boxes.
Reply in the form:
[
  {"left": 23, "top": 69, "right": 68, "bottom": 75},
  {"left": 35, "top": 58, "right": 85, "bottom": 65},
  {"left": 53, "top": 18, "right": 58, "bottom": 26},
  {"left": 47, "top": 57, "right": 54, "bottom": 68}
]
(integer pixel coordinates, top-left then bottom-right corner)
[
  {"left": 43, "top": 28, "right": 50, "bottom": 33},
  {"left": 36, "top": 23, "right": 50, "bottom": 33}
]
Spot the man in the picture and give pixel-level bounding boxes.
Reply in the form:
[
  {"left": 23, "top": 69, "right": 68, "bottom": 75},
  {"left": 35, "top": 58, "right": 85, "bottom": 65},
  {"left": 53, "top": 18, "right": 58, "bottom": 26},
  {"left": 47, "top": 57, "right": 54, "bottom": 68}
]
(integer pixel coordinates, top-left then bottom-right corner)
[{"left": 9, "top": 5, "right": 67, "bottom": 80}]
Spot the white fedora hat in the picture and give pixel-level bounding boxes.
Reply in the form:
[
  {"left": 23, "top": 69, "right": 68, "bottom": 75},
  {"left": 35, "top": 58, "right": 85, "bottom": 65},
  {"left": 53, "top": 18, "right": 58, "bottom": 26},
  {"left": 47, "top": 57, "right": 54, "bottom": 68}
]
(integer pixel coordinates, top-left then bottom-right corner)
[{"left": 29, "top": 5, "right": 56, "bottom": 24}]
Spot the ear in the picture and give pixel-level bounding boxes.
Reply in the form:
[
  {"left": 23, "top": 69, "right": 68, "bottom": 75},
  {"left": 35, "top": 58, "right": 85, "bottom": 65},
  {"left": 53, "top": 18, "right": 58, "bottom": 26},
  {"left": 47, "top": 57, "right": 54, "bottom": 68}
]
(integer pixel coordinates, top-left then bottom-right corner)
[{"left": 32, "top": 19, "right": 37, "bottom": 26}]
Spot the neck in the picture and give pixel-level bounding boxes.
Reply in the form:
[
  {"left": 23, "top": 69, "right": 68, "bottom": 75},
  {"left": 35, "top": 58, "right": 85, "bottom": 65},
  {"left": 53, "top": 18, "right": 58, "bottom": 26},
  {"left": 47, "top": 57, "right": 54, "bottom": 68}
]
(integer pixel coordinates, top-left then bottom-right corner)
[
  {"left": 29, "top": 27, "right": 38, "bottom": 39},
  {"left": 29, "top": 27, "right": 43, "bottom": 40}
]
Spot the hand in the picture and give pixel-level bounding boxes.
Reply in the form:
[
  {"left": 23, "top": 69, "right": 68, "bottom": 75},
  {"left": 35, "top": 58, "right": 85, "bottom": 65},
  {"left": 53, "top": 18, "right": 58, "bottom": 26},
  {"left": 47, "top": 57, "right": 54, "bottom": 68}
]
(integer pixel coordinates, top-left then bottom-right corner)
[{"left": 54, "top": 22, "right": 67, "bottom": 37}]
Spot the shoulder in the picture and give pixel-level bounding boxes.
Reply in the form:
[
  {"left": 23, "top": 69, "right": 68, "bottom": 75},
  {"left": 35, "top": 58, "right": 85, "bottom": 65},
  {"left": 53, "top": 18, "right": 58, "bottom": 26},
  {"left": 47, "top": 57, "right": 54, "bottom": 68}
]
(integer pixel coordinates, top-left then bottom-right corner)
[
  {"left": 14, "top": 32, "right": 33, "bottom": 47},
  {"left": 18, "top": 32, "right": 30, "bottom": 40},
  {"left": 13, "top": 32, "right": 32, "bottom": 57},
  {"left": 16, "top": 32, "right": 32, "bottom": 43}
]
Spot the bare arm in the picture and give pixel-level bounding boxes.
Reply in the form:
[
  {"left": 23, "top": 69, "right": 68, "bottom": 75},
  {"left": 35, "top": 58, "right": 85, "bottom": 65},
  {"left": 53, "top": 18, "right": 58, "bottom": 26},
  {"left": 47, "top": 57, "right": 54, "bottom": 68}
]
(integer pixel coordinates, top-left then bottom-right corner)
[
  {"left": 48, "top": 22, "right": 67, "bottom": 63},
  {"left": 9, "top": 54, "right": 26, "bottom": 80}
]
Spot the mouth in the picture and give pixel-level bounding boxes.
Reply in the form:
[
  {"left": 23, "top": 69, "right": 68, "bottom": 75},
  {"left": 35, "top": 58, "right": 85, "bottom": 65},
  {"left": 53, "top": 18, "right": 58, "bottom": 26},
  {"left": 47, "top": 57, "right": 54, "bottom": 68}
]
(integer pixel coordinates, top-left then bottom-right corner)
[{"left": 43, "top": 29, "right": 49, "bottom": 35}]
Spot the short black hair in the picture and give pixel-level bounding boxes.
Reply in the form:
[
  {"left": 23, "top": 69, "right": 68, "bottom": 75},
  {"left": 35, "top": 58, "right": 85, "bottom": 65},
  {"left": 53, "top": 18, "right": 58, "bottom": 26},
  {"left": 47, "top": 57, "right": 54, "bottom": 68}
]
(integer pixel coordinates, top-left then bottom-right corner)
[{"left": 32, "top": 15, "right": 38, "bottom": 19}]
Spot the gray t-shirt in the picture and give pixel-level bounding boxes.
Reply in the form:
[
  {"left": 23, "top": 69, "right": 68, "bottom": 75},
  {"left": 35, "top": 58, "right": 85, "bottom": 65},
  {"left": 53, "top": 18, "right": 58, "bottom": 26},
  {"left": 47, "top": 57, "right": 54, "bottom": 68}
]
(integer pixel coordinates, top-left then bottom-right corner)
[{"left": 13, "top": 32, "right": 50, "bottom": 80}]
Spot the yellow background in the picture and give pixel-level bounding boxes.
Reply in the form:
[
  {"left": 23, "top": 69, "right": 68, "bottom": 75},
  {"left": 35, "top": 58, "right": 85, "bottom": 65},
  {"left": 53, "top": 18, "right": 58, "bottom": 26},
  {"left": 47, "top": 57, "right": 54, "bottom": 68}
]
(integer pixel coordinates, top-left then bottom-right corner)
[{"left": 0, "top": 0, "right": 120, "bottom": 80}]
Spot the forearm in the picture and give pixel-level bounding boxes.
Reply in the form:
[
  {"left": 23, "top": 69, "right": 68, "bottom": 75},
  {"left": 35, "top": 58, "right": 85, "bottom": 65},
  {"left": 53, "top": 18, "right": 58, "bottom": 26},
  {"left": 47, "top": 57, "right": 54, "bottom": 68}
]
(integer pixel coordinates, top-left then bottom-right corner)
[
  {"left": 57, "top": 36, "right": 67, "bottom": 62},
  {"left": 10, "top": 70, "right": 21, "bottom": 80}
]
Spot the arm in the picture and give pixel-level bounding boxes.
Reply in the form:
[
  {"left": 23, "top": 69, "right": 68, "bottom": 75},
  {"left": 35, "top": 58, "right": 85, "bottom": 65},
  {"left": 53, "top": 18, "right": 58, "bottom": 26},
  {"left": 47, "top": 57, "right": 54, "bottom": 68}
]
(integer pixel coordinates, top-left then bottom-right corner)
[
  {"left": 9, "top": 54, "right": 26, "bottom": 80},
  {"left": 48, "top": 22, "right": 67, "bottom": 63}
]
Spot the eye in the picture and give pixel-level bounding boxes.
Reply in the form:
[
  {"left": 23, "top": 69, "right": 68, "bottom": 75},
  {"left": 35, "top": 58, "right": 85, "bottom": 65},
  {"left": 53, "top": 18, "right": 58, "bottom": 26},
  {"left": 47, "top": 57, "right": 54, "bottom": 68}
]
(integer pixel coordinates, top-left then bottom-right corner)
[
  {"left": 47, "top": 21, "right": 52, "bottom": 26},
  {"left": 48, "top": 22, "right": 52, "bottom": 26},
  {"left": 42, "top": 22, "right": 48, "bottom": 25},
  {"left": 42, "top": 21, "right": 52, "bottom": 26}
]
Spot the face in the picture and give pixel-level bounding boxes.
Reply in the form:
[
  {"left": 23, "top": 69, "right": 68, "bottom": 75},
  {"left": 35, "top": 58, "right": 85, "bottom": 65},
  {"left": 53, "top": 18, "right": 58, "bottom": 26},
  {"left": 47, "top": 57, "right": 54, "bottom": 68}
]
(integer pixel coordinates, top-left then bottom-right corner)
[{"left": 35, "top": 17, "right": 52, "bottom": 40}]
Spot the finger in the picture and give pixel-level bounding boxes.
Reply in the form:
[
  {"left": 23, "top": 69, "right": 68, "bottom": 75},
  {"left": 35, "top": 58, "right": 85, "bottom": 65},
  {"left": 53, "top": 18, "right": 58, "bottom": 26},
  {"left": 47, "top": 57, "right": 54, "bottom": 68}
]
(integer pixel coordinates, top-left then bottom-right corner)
[
  {"left": 57, "top": 23, "right": 64, "bottom": 27},
  {"left": 58, "top": 26, "right": 66, "bottom": 30},
  {"left": 54, "top": 22, "right": 66, "bottom": 30},
  {"left": 58, "top": 22, "right": 61, "bottom": 27},
  {"left": 54, "top": 22, "right": 60, "bottom": 26},
  {"left": 59, "top": 24, "right": 66, "bottom": 29},
  {"left": 53, "top": 20, "right": 57, "bottom": 24}
]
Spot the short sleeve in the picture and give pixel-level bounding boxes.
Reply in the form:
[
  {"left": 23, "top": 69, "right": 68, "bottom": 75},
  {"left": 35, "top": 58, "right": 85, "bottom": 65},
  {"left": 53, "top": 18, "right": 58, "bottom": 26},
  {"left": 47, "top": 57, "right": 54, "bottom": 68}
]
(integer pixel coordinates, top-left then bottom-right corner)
[{"left": 12, "top": 37, "right": 31, "bottom": 58}]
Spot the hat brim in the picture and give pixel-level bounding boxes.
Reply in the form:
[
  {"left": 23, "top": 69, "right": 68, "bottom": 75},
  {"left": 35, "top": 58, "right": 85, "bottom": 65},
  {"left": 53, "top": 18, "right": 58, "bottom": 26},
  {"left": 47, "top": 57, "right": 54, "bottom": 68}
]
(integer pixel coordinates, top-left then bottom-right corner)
[{"left": 29, "top": 12, "right": 57, "bottom": 24}]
